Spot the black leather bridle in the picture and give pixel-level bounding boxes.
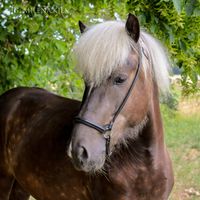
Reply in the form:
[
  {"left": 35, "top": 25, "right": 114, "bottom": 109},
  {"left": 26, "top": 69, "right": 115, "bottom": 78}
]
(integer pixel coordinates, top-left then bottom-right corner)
[{"left": 74, "top": 48, "right": 142, "bottom": 156}]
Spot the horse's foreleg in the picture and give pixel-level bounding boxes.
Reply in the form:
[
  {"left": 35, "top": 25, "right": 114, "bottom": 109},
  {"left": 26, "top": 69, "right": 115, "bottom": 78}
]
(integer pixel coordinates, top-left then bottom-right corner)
[
  {"left": 9, "top": 180, "right": 30, "bottom": 200},
  {"left": 0, "top": 168, "right": 14, "bottom": 200}
]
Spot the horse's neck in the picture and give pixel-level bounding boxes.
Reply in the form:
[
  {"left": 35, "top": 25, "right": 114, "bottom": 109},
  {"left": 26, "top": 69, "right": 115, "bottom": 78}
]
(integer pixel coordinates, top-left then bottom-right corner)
[
  {"left": 147, "top": 82, "right": 166, "bottom": 162},
  {"left": 95, "top": 84, "right": 167, "bottom": 200},
  {"left": 108, "top": 82, "right": 166, "bottom": 177}
]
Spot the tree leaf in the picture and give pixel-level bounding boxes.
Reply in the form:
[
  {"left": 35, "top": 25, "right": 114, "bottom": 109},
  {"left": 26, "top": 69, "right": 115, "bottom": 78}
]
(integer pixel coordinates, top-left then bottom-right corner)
[{"left": 172, "top": 0, "right": 182, "bottom": 14}]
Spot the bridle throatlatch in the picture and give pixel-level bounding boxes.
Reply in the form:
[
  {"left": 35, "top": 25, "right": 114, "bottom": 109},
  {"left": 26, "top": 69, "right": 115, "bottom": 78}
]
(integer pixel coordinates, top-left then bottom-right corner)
[{"left": 74, "top": 48, "right": 142, "bottom": 156}]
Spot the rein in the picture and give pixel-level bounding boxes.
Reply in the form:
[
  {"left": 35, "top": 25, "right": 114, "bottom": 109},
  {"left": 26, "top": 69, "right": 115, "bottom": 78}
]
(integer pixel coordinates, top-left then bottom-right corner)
[{"left": 74, "top": 48, "right": 142, "bottom": 156}]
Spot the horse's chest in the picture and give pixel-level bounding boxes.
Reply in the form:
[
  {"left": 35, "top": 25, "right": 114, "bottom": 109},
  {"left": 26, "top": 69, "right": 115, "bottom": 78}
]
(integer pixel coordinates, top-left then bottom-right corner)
[
  {"left": 90, "top": 168, "right": 167, "bottom": 200},
  {"left": 129, "top": 171, "right": 167, "bottom": 200}
]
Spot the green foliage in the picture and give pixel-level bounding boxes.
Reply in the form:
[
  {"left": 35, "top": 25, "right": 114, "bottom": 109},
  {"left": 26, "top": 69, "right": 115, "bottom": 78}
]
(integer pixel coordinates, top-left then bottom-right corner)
[
  {"left": 126, "top": 0, "right": 200, "bottom": 93},
  {"left": 0, "top": 0, "right": 199, "bottom": 97}
]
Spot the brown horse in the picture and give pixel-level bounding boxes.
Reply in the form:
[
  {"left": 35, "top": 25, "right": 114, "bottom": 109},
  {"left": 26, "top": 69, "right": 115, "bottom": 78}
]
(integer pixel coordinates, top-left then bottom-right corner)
[
  {"left": 70, "top": 13, "right": 174, "bottom": 199},
  {"left": 0, "top": 14, "right": 173, "bottom": 200},
  {"left": 0, "top": 87, "right": 90, "bottom": 200}
]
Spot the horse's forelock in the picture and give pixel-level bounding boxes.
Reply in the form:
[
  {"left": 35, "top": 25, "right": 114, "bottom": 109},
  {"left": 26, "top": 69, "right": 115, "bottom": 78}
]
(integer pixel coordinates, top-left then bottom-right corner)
[
  {"left": 73, "top": 20, "right": 170, "bottom": 93},
  {"left": 73, "top": 21, "right": 136, "bottom": 86}
]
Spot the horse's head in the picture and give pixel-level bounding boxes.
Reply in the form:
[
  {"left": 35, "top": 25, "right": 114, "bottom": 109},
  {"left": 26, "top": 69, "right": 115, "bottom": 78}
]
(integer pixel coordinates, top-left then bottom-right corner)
[{"left": 69, "top": 14, "right": 169, "bottom": 172}]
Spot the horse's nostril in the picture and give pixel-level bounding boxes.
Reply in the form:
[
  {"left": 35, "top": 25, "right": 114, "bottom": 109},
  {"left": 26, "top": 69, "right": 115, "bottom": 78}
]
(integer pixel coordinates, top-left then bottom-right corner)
[{"left": 77, "top": 146, "right": 88, "bottom": 163}]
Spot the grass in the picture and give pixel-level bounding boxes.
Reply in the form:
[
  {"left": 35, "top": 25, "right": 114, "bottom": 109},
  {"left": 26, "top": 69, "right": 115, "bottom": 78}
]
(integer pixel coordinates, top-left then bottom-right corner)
[{"left": 162, "top": 95, "right": 200, "bottom": 200}]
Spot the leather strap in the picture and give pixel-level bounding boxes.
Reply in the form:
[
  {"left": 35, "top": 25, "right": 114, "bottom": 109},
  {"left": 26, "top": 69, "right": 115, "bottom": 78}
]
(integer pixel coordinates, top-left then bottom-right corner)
[{"left": 74, "top": 48, "right": 142, "bottom": 155}]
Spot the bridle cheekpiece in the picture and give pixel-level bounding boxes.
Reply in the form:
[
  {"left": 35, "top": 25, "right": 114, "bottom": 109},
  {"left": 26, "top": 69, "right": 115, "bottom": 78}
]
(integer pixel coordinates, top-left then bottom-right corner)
[{"left": 74, "top": 47, "right": 142, "bottom": 156}]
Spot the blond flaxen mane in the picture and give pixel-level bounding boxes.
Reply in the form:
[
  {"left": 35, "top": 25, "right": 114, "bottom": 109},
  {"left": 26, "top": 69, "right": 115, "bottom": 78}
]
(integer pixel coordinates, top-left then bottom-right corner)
[{"left": 73, "top": 20, "right": 170, "bottom": 93}]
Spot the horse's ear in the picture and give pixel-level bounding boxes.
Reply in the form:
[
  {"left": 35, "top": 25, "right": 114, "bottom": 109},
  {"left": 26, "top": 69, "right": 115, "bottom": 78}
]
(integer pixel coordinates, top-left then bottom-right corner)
[
  {"left": 79, "top": 21, "right": 87, "bottom": 33},
  {"left": 125, "top": 14, "right": 140, "bottom": 43}
]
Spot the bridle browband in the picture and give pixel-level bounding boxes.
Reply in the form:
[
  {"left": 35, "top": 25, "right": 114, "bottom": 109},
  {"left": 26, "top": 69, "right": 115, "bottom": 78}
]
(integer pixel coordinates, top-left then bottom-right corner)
[{"left": 74, "top": 48, "right": 142, "bottom": 156}]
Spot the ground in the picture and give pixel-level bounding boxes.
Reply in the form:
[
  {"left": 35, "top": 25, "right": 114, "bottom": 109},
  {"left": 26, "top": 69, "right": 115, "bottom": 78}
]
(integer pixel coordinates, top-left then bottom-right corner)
[{"left": 164, "top": 94, "right": 200, "bottom": 200}]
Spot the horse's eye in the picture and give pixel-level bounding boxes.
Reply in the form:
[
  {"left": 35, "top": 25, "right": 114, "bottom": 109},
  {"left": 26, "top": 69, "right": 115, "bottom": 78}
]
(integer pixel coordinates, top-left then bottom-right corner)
[{"left": 113, "top": 75, "right": 127, "bottom": 85}]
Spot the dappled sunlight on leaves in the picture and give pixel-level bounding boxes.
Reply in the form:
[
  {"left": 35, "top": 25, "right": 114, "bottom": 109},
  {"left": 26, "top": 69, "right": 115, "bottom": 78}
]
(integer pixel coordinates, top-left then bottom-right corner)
[{"left": 0, "top": 0, "right": 200, "bottom": 96}]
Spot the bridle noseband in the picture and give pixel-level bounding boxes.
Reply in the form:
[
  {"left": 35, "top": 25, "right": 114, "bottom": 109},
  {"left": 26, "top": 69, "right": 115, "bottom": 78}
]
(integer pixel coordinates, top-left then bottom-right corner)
[{"left": 74, "top": 48, "right": 142, "bottom": 156}]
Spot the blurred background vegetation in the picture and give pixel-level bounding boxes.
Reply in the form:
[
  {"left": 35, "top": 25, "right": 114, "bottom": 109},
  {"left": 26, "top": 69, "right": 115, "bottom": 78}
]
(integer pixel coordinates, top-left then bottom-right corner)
[{"left": 0, "top": 0, "right": 200, "bottom": 98}]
